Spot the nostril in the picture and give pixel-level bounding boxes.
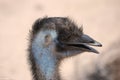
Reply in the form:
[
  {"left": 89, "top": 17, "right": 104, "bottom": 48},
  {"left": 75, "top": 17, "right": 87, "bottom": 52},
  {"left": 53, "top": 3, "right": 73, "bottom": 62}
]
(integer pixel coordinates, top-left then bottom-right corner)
[{"left": 89, "top": 41, "right": 95, "bottom": 43}]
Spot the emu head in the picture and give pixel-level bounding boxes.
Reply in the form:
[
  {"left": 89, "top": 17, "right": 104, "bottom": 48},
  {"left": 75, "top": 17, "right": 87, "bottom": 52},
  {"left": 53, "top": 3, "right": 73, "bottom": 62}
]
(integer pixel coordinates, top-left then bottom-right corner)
[{"left": 30, "top": 17, "right": 102, "bottom": 60}]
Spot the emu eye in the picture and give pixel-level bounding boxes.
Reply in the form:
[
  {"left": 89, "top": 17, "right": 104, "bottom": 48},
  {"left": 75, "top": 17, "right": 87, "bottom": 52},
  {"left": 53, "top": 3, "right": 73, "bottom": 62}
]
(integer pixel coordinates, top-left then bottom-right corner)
[
  {"left": 60, "top": 32, "right": 71, "bottom": 41},
  {"left": 63, "top": 35, "right": 71, "bottom": 41},
  {"left": 58, "top": 29, "right": 72, "bottom": 41},
  {"left": 66, "top": 34, "right": 71, "bottom": 39}
]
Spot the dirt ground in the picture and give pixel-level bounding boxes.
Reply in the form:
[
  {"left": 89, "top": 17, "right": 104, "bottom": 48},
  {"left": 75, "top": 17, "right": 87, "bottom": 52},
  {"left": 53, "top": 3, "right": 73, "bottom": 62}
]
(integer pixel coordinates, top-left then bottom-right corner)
[{"left": 0, "top": 0, "right": 120, "bottom": 80}]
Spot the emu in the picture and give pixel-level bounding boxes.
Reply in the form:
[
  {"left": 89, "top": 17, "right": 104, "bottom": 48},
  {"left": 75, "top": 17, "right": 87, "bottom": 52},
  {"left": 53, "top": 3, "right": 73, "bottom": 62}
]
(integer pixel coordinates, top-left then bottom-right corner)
[{"left": 28, "top": 17, "right": 102, "bottom": 80}]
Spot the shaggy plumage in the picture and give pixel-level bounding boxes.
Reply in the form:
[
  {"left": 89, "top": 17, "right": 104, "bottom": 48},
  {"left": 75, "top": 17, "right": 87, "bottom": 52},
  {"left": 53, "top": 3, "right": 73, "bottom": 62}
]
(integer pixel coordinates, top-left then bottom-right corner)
[{"left": 28, "top": 17, "right": 102, "bottom": 80}]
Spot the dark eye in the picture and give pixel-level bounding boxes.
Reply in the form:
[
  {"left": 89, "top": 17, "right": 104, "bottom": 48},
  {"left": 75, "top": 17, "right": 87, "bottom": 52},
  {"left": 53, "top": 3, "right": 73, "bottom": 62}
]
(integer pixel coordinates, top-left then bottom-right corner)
[
  {"left": 64, "top": 34, "right": 71, "bottom": 40},
  {"left": 58, "top": 30, "right": 71, "bottom": 41},
  {"left": 61, "top": 34, "right": 71, "bottom": 41}
]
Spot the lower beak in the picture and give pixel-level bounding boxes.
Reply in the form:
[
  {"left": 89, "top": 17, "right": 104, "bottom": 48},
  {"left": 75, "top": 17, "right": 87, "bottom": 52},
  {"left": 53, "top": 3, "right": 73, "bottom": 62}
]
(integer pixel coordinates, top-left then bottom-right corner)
[{"left": 79, "top": 41, "right": 102, "bottom": 53}]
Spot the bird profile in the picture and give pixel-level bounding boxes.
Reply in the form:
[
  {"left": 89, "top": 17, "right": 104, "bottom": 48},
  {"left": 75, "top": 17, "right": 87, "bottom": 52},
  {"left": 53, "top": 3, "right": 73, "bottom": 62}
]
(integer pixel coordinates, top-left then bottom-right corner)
[{"left": 28, "top": 17, "right": 102, "bottom": 80}]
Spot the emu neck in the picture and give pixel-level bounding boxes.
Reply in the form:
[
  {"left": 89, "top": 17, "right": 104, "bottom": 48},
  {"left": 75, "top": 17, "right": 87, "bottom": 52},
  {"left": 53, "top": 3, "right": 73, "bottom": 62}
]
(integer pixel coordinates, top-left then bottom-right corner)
[
  {"left": 32, "top": 46, "right": 58, "bottom": 80},
  {"left": 31, "top": 30, "right": 60, "bottom": 80}
]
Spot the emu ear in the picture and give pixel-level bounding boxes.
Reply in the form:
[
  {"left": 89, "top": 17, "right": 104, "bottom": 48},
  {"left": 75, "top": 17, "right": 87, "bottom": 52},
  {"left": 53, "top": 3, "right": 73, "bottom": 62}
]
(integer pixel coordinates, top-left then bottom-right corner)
[{"left": 44, "top": 34, "right": 52, "bottom": 47}]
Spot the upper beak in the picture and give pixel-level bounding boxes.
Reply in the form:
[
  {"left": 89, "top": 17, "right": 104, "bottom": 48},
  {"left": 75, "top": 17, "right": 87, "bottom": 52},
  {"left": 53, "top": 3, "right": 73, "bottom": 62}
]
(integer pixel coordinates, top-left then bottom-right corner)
[
  {"left": 80, "top": 34, "right": 102, "bottom": 47},
  {"left": 62, "top": 34, "right": 102, "bottom": 53}
]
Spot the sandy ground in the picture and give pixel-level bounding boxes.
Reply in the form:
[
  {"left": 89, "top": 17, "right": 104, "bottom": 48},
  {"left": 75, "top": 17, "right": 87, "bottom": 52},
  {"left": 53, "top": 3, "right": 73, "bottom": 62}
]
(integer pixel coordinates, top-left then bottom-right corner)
[{"left": 0, "top": 0, "right": 120, "bottom": 80}]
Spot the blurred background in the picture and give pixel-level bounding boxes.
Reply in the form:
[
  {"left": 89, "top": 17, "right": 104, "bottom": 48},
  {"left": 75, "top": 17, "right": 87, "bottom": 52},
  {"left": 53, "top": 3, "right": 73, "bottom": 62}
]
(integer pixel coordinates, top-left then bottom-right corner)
[{"left": 0, "top": 0, "right": 120, "bottom": 80}]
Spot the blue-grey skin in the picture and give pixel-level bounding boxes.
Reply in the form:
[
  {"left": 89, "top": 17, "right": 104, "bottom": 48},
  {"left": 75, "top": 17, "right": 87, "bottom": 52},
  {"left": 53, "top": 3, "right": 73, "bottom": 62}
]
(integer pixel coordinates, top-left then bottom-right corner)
[
  {"left": 29, "top": 17, "right": 102, "bottom": 80},
  {"left": 32, "top": 30, "right": 57, "bottom": 80}
]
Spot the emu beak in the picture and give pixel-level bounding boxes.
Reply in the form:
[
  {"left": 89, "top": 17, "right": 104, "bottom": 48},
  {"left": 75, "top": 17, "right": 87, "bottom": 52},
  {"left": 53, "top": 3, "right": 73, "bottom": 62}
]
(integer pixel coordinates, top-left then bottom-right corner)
[{"left": 63, "top": 35, "right": 102, "bottom": 53}]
